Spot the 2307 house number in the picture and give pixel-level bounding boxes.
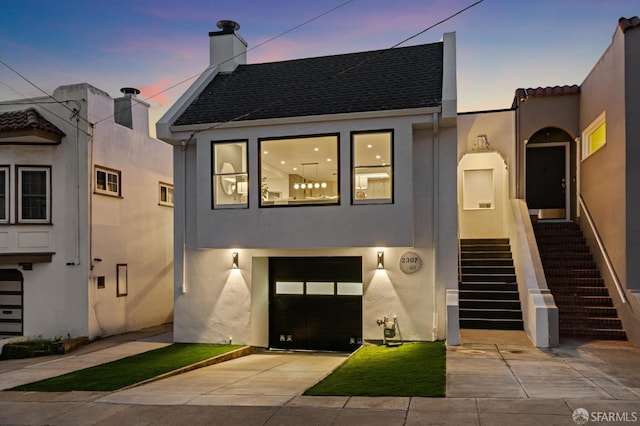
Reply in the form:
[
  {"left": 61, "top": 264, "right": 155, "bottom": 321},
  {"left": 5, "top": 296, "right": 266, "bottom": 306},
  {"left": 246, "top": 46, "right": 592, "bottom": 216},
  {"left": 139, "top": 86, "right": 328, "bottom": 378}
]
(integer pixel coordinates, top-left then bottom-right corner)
[{"left": 399, "top": 251, "right": 422, "bottom": 274}]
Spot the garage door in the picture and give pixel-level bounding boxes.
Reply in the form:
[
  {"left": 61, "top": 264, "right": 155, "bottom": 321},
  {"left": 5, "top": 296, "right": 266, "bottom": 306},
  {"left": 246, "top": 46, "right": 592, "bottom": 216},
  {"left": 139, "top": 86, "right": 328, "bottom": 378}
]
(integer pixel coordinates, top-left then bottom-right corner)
[
  {"left": 269, "top": 257, "right": 362, "bottom": 352},
  {"left": 0, "top": 270, "right": 23, "bottom": 338}
]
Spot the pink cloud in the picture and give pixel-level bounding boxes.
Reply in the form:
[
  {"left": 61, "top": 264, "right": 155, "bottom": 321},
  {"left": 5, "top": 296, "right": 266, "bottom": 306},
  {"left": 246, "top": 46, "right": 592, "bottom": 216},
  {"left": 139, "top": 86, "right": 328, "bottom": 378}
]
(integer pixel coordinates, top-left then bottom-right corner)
[{"left": 139, "top": 77, "right": 173, "bottom": 106}]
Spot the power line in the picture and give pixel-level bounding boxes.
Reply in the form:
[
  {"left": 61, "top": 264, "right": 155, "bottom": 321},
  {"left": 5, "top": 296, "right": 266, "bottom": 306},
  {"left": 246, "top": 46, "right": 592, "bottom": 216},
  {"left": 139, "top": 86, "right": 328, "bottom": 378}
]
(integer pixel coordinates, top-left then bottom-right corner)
[
  {"left": 0, "top": 59, "right": 92, "bottom": 126},
  {"left": 94, "top": 0, "right": 357, "bottom": 127},
  {"left": 181, "top": 0, "right": 485, "bottom": 139}
]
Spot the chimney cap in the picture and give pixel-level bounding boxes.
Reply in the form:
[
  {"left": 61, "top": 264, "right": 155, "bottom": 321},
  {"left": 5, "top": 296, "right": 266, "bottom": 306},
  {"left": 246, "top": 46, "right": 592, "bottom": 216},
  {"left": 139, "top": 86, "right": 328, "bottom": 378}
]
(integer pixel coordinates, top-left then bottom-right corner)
[
  {"left": 120, "top": 87, "right": 140, "bottom": 96},
  {"left": 216, "top": 20, "right": 240, "bottom": 32}
]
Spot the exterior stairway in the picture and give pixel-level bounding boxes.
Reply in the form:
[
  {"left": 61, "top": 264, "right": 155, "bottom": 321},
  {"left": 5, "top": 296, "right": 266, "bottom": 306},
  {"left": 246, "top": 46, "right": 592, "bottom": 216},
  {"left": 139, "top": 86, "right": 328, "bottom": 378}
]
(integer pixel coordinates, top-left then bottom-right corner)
[
  {"left": 459, "top": 239, "right": 524, "bottom": 330},
  {"left": 532, "top": 221, "right": 626, "bottom": 340}
]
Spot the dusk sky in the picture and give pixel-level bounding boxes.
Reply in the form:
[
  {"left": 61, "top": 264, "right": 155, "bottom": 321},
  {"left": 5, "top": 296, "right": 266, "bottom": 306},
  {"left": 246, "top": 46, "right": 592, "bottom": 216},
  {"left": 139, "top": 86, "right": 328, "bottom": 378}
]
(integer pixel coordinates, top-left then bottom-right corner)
[{"left": 1, "top": 0, "right": 637, "bottom": 133}]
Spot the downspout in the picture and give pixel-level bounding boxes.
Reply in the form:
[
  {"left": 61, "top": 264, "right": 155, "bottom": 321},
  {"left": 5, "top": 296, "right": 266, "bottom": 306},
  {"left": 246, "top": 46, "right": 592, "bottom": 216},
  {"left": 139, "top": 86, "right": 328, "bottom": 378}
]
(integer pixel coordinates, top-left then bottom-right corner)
[
  {"left": 180, "top": 137, "right": 192, "bottom": 294},
  {"left": 432, "top": 112, "right": 439, "bottom": 340},
  {"left": 67, "top": 106, "right": 82, "bottom": 266}
]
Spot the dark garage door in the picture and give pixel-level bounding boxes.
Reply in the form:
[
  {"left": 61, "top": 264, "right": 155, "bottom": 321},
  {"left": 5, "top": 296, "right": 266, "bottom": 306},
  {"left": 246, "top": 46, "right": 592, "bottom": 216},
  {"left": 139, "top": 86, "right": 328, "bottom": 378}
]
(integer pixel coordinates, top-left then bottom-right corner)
[
  {"left": 0, "top": 269, "right": 23, "bottom": 338},
  {"left": 269, "top": 257, "right": 362, "bottom": 351}
]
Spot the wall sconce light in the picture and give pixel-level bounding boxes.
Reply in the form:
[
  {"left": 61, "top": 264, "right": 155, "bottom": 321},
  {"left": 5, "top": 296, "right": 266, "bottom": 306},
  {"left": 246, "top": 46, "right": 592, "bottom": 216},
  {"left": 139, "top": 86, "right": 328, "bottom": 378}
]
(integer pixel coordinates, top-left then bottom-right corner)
[
  {"left": 232, "top": 251, "right": 239, "bottom": 269},
  {"left": 377, "top": 251, "right": 384, "bottom": 269}
]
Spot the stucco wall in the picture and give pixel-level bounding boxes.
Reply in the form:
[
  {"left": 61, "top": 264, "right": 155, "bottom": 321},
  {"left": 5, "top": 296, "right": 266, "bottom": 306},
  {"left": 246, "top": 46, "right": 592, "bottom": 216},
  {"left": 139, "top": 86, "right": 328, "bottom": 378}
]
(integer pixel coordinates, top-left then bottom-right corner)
[
  {"left": 624, "top": 25, "right": 640, "bottom": 290},
  {"left": 84, "top": 87, "right": 174, "bottom": 338},
  {"left": 0, "top": 93, "right": 91, "bottom": 339},
  {"left": 172, "top": 114, "right": 458, "bottom": 345},
  {"left": 190, "top": 116, "right": 426, "bottom": 249},
  {"left": 457, "top": 111, "right": 515, "bottom": 239},
  {"left": 579, "top": 26, "right": 627, "bottom": 286}
]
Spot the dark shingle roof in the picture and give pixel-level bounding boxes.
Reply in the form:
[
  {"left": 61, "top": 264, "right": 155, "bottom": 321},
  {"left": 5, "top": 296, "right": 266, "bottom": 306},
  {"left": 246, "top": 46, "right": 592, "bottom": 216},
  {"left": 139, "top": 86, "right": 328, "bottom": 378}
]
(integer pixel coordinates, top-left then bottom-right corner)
[
  {"left": 0, "top": 108, "right": 65, "bottom": 136},
  {"left": 175, "top": 43, "right": 443, "bottom": 126}
]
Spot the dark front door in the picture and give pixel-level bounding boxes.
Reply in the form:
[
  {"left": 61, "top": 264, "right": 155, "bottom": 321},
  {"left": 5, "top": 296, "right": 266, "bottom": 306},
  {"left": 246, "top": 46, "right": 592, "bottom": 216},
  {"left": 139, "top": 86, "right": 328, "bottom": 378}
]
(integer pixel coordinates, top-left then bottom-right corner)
[
  {"left": 0, "top": 269, "right": 23, "bottom": 338},
  {"left": 269, "top": 257, "right": 362, "bottom": 351},
  {"left": 526, "top": 145, "right": 566, "bottom": 219}
]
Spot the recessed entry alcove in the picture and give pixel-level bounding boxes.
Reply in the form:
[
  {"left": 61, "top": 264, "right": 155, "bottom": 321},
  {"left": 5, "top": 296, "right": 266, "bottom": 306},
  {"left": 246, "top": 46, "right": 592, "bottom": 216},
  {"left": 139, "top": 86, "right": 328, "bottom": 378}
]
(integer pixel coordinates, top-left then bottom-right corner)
[{"left": 458, "top": 152, "right": 509, "bottom": 239}]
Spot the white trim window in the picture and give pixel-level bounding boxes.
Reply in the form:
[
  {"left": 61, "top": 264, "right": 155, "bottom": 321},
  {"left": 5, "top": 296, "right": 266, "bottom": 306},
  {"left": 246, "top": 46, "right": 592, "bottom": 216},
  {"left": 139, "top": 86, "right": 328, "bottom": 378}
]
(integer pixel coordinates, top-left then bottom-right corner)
[
  {"left": 582, "top": 112, "right": 606, "bottom": 159},
  {"left": 18, "top": 166, "right": 51, "bottom": 223},
  {"left": 0, "top": 166, "right": 8, "bottom": 223},
  {"left": 159, "top": 182, "right": 174, "bottom": 207},
  {"left": 95, "top": 166, "right": 121, "bottom": 197}
]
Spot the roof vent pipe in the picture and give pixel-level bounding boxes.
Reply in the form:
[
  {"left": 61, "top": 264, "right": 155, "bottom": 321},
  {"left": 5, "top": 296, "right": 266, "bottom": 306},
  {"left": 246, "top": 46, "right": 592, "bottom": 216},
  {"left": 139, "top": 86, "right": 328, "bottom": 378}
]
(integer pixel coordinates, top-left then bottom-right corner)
[{"left": 120, "top": 87, "right": 140, "bottom": 97}]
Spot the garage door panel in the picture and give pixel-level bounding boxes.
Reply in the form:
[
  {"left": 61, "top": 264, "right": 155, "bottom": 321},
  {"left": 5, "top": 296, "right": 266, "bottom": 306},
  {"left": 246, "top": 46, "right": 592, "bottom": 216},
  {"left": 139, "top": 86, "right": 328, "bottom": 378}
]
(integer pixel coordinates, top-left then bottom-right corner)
[
  {"left": 269, "top": 257, "right": 362, "bottom": 351},
  {"left": 0, "top": 270, "right": 23, "bottom": 338}
]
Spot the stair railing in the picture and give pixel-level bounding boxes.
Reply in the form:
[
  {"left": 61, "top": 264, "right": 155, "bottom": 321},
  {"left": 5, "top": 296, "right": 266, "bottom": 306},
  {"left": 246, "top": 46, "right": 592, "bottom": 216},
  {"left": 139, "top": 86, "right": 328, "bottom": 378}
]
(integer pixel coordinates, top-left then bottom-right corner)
[{"left": 578, "top": 194, "right": 629, "bottom": 307}]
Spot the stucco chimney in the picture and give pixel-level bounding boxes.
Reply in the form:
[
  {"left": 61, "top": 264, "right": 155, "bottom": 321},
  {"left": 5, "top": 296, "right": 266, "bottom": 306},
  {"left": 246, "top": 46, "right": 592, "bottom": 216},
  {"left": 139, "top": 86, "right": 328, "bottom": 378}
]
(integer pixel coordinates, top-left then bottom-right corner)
[
  {"left": 209, "top": 20, "right": 247, "bottom": 73},
  {"left": 114, "top": 87, "right": 150, "bottom": 134}
]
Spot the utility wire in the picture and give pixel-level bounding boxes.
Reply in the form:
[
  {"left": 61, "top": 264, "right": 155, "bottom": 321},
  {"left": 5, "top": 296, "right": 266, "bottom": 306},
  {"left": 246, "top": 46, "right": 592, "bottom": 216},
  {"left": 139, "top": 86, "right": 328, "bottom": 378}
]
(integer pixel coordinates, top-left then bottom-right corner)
[
  {"left": 0, "top": 75, "right": 93, "bottom": 137},
  {"left": 0, "top": 59, "right": 92, "bottom": 126},
  {"left": 93, "top": 0, "right": 357, "bottom": 126},
  {"left": 181, "top": 0, "right": 484, "bottom": 139}
]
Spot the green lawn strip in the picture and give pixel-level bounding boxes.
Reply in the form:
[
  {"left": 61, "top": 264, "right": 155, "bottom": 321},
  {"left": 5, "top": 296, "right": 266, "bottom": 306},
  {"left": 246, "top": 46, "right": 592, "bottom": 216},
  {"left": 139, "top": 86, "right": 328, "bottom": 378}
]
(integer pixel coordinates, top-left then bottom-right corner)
[
  {"left": 304, "top": 341, "right": 445, "bottom": 397},
  {"left": 9, "top": 343, "right": 243, "bottom": 392}
]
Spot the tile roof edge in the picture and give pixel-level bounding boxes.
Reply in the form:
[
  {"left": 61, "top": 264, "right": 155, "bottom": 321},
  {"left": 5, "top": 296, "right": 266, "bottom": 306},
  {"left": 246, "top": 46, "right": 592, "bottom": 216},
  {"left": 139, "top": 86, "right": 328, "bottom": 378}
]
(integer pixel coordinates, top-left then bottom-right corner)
[
  {"left": 514, "top": 85, "right": 581, "bottom": 99},
  {"left": 619, "top": 16, "right": 640, "bottom": 33}
]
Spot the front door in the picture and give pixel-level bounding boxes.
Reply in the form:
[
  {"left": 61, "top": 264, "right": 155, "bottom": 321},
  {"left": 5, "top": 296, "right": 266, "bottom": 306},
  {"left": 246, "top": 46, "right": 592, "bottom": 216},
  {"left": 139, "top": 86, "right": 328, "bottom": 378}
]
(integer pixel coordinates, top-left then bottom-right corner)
[
  {"left": 526, "top": 144, "right": 567, "bottom": 219},
  {"left": 269, "top": 257, "right": 362, "bottom": 351}
]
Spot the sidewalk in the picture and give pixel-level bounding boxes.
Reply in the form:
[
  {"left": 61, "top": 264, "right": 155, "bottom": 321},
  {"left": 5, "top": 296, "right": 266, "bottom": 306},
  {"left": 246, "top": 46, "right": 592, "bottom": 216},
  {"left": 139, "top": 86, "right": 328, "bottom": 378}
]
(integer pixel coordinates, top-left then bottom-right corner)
[{"left": 0, "top": 327, "right": 639, "bottom": 425}]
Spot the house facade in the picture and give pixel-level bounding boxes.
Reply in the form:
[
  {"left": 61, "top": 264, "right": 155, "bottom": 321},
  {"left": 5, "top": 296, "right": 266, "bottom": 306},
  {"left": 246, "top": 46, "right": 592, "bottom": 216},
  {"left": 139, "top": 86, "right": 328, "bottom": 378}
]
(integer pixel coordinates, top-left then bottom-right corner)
[
  {"left": 157, "top": 21, "right": 458, "bottom": 350},
  {"left": 0, "top": 83, "right": 173, "bottom": 341},
  {"left": 456, "top": 17, "right": 640, "bottom": 345}
]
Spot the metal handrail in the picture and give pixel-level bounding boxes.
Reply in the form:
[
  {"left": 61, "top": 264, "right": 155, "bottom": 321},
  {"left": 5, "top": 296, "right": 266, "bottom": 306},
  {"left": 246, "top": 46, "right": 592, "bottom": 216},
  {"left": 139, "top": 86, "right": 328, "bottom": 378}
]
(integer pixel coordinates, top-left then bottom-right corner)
[{"left": 578, "top": 194, "right": 629, "bottom": 307}]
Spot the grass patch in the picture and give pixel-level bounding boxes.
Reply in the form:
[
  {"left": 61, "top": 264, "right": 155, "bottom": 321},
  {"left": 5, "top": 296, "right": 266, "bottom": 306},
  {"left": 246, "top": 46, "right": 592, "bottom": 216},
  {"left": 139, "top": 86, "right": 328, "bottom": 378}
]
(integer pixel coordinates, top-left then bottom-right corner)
[
  {"left": 304, "top": 341, "right": 445, "bottom": 397},
  {"left": 9, "top": 343, "right": 242, "bottom": 392}
]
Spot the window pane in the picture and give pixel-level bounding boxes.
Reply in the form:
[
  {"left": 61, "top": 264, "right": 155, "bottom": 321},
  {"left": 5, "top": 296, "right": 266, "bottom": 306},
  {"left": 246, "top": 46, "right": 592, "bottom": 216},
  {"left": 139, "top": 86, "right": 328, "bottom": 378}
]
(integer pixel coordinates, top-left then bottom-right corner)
[
  {"left": 107, "top": 173, "right": 118, "bottom": 193},
  {"left": 21, "top": 170, "right": 47, "bottom": 220},
  {"left": 353, "top": 132, "right": 392, "bottom": 202},
  {"left": 589, "top": 122, "right": 606, "bottom": 154},
  {"left": 260, "top": 135, "right": 339, "bottom": 206},
  {"left": 213, "top": 142, "right": 248, "bottom": 208},
  {"left": 337, "top": 282, "right": 363, "bottom": 296},
  {"left": 306, "top": 282, "right": 334, "bottom": 295},
  {"left": 276, "top": 281, "right": 304, "bottom": 295},
  {"left": 96, "top": 170, "right": 106, "bottom": 190}
]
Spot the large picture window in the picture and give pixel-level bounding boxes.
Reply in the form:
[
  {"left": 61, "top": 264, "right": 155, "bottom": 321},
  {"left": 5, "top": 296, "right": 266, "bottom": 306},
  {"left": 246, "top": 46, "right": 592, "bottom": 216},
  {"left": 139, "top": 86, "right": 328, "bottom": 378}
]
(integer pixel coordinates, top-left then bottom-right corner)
[
  {"left": 582, "top": 112, "right": 606, "bottom": 159},
  {"left": 212, "top": 141, "right": 248, "bottom": 208},
  {"left": 259, "top": 134, "right": 339, "bottom": 207},
  {"left": 0, "top": 166, "right": 8, "bottom": 223},
  {"left": 18, "top": 166, "right": 51, "bottom": 223},
  {"left": 352, "top": 130, "right": 393, "bottom": 203}
]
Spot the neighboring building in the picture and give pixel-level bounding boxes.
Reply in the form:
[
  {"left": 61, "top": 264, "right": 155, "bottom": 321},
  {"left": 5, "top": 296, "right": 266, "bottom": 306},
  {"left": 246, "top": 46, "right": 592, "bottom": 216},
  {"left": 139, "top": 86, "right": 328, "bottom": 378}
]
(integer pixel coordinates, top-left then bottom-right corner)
[
  {"left": 457, "top": 17, "right": 640, "bottom": 345},
  {"left": 0, "top": 84, "right": 173, "bottom": 341},
  {"left": 157, "top": 21, "right": 458, "bottom": 350}
]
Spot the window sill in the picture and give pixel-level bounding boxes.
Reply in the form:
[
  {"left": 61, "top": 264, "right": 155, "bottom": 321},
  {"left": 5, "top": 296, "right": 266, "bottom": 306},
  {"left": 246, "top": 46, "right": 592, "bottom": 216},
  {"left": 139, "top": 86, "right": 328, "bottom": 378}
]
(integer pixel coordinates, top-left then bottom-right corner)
[{"left": 94, "top": 191, "right": 123, "bottom": 199}]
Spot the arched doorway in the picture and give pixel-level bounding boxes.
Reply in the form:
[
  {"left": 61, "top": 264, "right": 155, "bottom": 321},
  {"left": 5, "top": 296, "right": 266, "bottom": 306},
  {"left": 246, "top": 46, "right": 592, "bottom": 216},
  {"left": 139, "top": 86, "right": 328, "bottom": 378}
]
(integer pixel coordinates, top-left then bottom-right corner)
[{"left": 525, "top": 127, "right": 576, "bottom": 220}]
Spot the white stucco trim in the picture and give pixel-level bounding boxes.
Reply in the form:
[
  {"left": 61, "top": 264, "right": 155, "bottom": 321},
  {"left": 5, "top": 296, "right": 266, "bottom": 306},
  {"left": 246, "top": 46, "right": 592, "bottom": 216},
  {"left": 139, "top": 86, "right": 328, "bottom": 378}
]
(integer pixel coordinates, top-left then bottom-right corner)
[
  {"left": 166, "top": 107, "right": 442, "bottom": 136},
  {"left": 156, "top": 65, "right": 221, "bottom": 143}
]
